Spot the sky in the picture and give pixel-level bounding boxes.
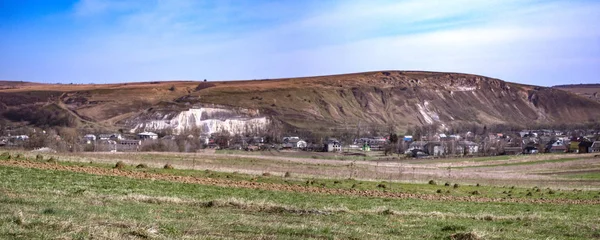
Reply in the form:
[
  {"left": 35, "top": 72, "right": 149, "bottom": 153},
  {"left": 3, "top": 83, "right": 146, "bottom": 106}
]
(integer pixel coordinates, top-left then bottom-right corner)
[{"left": 0, "top": 0, "right": 599, "bottom": 86}]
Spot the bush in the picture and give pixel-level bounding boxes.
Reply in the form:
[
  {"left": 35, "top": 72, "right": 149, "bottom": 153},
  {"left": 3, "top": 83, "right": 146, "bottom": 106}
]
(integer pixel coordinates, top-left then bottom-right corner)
[
  {"left": 450, "top": 231, "right": 482, "bottom": 240},
  {"left": 262, "top": 172, "right": 271, "bottom": 177},
  {"left": 471, "top": 190, "right": 481, "bottom": 195},
  {"left": 284, "top": 171, "right": 291, "bottom": 178},
  {"left": 136, "top": 164, "right": 148, "bottom": 169},
  {"left": 476, "top": 183, "right": 480, "bottom": 187},
  {"left": 377, "top": 183, "right": 387, "bottom": 189},
  {"left": 36, "top": 154, "right": 44, "bottom": 161},
  {"left": 47, "top": 157, "right": 57, "bottom": 164},
  {"left": 428, "top": 180, "right": 437, "bottom": 185},
  {"left": 163, "top": 163, "right": 174, "bottom": 169},
  {"left": 444, "top": 182, "right": 450, "bottom": 187},
  {"left": 16, "top": 154, "right": 23, "bottom": 159},
  {"left": 436, "top": 189, "right": 442, "bottom": 193},
  {"left": 453, "top": 183, "right": 460, "bottom": 189},
  {"left": 114, "top": 161, "right": 126, "bottom": 169}
]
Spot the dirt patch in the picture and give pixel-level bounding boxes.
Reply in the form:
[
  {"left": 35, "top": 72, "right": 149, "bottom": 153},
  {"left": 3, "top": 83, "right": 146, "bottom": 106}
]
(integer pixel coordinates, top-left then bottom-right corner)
[
  {"left": 1, "top": 160, "right": 599, "bottom": 205},
  {"left": 538, "top": 169, "right": 600, "bottom": 175}
]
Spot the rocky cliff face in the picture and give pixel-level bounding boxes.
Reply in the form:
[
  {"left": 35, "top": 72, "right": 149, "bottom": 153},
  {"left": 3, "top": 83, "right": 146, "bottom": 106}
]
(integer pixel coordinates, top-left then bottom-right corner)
[
  {"left": 1, "top": 71, "right": 599, "bottom": 133},
  {"left": 128, "top": 107, "right": 269, "bottom": 135}
]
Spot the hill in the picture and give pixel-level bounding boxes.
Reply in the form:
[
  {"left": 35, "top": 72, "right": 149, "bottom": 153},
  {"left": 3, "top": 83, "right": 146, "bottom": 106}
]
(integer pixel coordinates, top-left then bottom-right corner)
[
  {"left": 1, "top": 71, "right": 600, "bottom": 134},
  {"left": 553, "top": 84, "right": 600, "bottom": 103}
]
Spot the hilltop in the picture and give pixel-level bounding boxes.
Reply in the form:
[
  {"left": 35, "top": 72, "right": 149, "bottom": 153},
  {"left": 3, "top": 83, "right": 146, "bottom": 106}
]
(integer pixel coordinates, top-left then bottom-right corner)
[
  {"left": 553, "top": 84, "right": 600, "bottom": 103},
  {"left": 1, "top": 71, "right": 600, "bottom": 134}
]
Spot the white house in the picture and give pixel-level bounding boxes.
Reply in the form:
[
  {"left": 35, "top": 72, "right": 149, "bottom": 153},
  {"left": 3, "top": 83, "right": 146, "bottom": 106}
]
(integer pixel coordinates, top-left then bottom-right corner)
[
  {"left": 83, "top": 134, "right": 97, "bottom": 143},
  {"left": 138, "top": 132, "right": 158, "bottom": 140}
]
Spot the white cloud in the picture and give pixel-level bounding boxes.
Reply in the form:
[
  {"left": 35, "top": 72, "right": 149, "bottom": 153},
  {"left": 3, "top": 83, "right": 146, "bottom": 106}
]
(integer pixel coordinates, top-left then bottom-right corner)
[{"left": 5, "top": 0, "right": 599, "bottom": 85}]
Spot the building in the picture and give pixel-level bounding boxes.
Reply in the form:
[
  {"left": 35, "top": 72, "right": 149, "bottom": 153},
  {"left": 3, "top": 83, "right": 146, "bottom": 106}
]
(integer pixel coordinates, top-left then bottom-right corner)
[
  {"left": 138, "top": 132, "right": 158, "bottom": 140},
  {"left": 579, "top": 141, "right": 593, "bottom": 154},
  {"left": 591, "top": 141, "right": 600, "bottom": 153},
  {"left": 324, "top": 139, "right": 341, "bottom": 152},
  {"left": 83, "top": 134, "right": 97, "bottom": 143},
  {"left": 282, "top": 137, "right": 307, "bottom": 149},
  {"left": 459, "top": 141, "right": 479, "bottom": 155}
]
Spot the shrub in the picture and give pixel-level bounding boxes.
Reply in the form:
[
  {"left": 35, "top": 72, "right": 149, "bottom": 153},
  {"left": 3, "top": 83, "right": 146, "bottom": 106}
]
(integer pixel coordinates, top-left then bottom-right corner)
[
  {"left": 548, "top": 189, "right": 556, "bottom": 194},
  {"left": 164, "top": 163, "right": 174, "bottom": 169},
  {"left": 441, "top": 225, "right": 467, "bottom": 231},
  {"left": 444, "top": 182, "right": 450, "bottom": 187},
  {"left": 476, "top": 183, "right": 480, "bottom": 187},
  {"left": 380, "top": 209, "right": 394, "bottom": 215},
  {"left": 36, "top": 154, "right": 44, "bottom": 161},
  {"left": 284, "top": 171, "right": 291, "bottom": 178},
  {"left": 262, "top": 172, "right": 271, "bottom": 177},
  {"left": 333, "top": 180, "right": 341, "bottom": 184},
  {"left": 136, "top": 164, "right": 148, "bottom": 169},
  {"left": 377, "top": 183, "right": 387, "bottom": 189},
  {"left": 471, "top": 190, "right": 481, "bottom": 195},
  {"left": 450, "top": 231, "right": 482, "bottom": 240},
  {"left": 428, "top": 180, "right": 437, "bottom": 185},
  {"left": 114, "top": 161, "right": 126, "bottom": 169},
  {"left": 351, "top": 183, "right": 357, "bottom": 188},
  {"left": 453, "top": 183, "right": 460, "bottom": 189},
  {"left": 436, "top": 189, "right": 442, "bottom": 193},
  {"left": 47, "top": 157, "right": 57, "bottom": 164},
  {"left": 16, "top": 154, "right": 23, "bottom": 159}
]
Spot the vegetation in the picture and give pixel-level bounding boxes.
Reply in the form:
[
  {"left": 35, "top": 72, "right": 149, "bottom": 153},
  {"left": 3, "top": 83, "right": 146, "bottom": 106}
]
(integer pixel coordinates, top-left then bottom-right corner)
[{"left": 0, "top": 161, "right": 599, "bottom": 239}]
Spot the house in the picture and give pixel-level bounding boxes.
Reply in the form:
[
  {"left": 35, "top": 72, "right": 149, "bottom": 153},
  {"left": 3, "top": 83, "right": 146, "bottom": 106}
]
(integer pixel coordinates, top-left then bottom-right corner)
[
  {"left": 324, "top": 139, "right": 341, "bottom": 152},
  {"left": 282, "top": 137, "right": 307, "bottom": 149},
  {"left": 403, "top": 135, "right": 413, "bottom": 142},
  {"left": 408, "top": 141, "right": 427, "bottom": 152},
  {"left": 424, "top": 141, "right": 444, "bottom": 156},
  {"left": 503, "top": 147, "right": 522, "bottom": 155},
  {"left": 110, "top": 133, "right": 123, "bottom": 140},
  {"left": 120, "top": 140, "right": 141, "bottom": 145},
  {"left": 545, "top": 139, "right": 566, "bottom": 153},
  {"left": 138, "top": 132, "right": 158, "bottom": 140},
  {"left": 13, "top": 135, "right": 29, "bottom": 141},
  {"left": 98, "top": 134, "right": 111, "bottom": 140},
  {"left": 549, "top": 145, "right": 567, "bottom": 153},
  {"left": 579, "top": 141, "right": 593, "bottom": 154},
  {"left": 83, "top": 134, "right": 97, "bottom": 143},
  {"left": 459, "top": 141, "right": 479, "bottom": 155},
  {"left": 591, "top": 141, "right": 600, "bottom": 153},
  {"left": 569, "top": 138, "right": 581, "bottom": 153}
]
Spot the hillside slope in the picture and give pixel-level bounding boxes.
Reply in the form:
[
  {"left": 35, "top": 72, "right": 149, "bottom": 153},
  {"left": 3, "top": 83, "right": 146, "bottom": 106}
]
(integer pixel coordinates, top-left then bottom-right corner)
[
  {"left": 1, "top": 71, "right": 599, "bottom": 133},
  {"left": 553, "top": 84, "right": 600, "bottom": 103}
]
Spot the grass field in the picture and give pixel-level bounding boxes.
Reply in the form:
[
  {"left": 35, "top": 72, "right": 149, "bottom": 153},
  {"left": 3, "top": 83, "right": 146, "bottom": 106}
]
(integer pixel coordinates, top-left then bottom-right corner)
[{"left": 1, "top": 152, "right": 600, "bottom": 239}]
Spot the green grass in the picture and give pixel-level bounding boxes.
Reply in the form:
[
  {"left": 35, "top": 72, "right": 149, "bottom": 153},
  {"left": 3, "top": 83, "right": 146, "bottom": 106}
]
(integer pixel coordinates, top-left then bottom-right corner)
[
  {"left": 2, "top": 153, "right": 599, "bottom": 201},
  {"left": 563, "top": 171, "right": 600, "bottom": 180},
  {"left": 456, "top": 157, "right": 590, "bottom": 169},
  {"left": 1, "top": 163, "right": 600, "bottom": 239}
]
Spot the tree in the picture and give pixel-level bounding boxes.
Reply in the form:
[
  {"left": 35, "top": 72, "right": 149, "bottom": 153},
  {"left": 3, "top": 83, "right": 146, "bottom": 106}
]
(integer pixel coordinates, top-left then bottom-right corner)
[{"left": 389, "top": 133, "right": 399, "bottom": 144}]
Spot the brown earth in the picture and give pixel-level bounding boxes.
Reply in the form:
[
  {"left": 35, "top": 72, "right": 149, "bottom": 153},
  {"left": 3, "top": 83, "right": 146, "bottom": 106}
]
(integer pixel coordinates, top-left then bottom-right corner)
[
  {"left": 1, "top": 159, "right": 598, "bottom": 205},
  {"left": 1, "top": 71, "right": 600, "bottom": 132},
  {"left": 553, "top": 84, "right": 600, "bottom": 103}
]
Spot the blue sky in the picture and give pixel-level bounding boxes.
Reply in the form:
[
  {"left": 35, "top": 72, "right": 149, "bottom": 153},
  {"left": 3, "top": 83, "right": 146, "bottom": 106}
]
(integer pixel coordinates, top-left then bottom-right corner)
[{"left": 1, "top": 0, "right": 599, "bottom": 86}]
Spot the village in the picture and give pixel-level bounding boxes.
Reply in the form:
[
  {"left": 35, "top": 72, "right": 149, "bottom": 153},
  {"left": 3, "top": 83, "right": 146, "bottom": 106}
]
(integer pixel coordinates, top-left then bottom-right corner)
[{"left": 1, "top": 126, "right": 599, "bottom": 157}]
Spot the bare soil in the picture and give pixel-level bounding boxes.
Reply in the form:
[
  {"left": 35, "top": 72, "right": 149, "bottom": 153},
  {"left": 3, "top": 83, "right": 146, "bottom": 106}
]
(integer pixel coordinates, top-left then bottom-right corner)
[{"left": 1, "top": 159, "right": 599, "bottom": 205}]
